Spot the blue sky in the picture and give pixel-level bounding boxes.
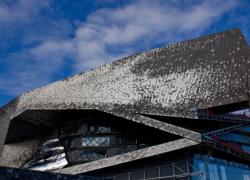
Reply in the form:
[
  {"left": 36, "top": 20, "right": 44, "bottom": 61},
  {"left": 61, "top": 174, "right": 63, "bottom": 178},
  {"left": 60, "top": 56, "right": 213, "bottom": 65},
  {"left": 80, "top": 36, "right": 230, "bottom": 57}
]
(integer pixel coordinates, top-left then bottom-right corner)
[{"left": 0, "top": 0, "right": 250, "bottom": 107}]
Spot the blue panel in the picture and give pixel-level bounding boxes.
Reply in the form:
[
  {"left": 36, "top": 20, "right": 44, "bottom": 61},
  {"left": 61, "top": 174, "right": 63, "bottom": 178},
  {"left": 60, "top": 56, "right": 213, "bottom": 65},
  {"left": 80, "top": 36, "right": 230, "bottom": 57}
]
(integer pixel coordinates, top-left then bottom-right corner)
[
  {"left": 192, "top": 154, "right": 250, "bottom": 180},
  {"left": 243, "top": 127, "right": 250, "bottom": 133},
  {"left": 220, "top": 133, "right": 250, "bottom": 144}
]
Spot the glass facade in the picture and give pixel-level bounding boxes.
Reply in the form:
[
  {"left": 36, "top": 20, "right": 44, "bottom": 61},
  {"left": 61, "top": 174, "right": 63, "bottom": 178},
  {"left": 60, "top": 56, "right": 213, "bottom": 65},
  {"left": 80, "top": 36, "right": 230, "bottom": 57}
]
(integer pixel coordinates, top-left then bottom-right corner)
[
  {"left": 111, "top": 155, "right": 250, "bottom": 180},
  {"left": 81, "top": 151, "right": 105, "bottom": 161},
  {"left": 82, "top": 137, "right": 110, "bottom": 147},
  {"left": 227, "top": 108, "right": 250, "bottom": 117},
  {"left": 57, "top": 122, "right": 150, "bottom": 166},
  {"left": 206, "top": 124, "right": 250, "bottom": 156},
  {"left": 192, "top": 154, "right": 250, "bottom": 180}
]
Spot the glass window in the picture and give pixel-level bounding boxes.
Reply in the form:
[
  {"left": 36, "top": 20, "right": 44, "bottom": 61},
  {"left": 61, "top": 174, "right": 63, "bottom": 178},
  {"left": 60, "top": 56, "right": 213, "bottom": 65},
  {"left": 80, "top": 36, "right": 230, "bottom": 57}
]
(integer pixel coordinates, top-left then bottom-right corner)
[
  {"left": 145, "top": 168, "right": 159, "bottom": 179},
  {"left": 130, "top": 170, "right": 144, "bottom": 180},
  {"left": 81, "top": 151, "right": 105, "bottom": 161},
  {"left": 98, "top": 126, "right": 110, "bottom": 133},
  {"left": 192, "top": 154, "right": 250, "bottom": 180},
  {"left": 227, "top": 108, "right": 250, "bottom": 117},
  {"left": 116, "top": 174, "right": 129, "bottom": 180},
  {"left": 82, "top": 136, "right": 110, "bottom": 147},
  {"left": 160, "top": 164, "right": 173, "bottom": 177}
]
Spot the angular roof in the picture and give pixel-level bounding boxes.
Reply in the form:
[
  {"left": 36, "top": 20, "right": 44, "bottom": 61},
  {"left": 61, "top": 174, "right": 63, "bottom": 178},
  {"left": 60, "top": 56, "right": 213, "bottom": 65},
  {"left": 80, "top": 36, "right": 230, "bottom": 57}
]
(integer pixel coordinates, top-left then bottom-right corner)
[{"left": 0, "top": 29, "right": 250, "bottom": 159}]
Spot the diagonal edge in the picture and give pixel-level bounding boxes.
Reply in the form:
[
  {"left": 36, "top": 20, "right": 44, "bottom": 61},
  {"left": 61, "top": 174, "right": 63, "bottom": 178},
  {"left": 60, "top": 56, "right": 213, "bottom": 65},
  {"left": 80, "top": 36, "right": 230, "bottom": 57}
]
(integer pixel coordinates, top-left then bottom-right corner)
[
  {"left": 54, "top": 138, "right": 199, "bottom": 175},
  {"left": 98, "top": 108, "right": 201, "bottom": 142}
]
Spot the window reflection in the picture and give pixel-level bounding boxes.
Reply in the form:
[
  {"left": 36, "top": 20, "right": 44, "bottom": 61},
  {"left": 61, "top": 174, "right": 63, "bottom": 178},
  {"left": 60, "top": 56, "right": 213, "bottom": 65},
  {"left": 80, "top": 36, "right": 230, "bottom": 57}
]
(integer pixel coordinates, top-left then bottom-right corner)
[
  {"left": 82, "top": 136, "right": 110, "bottom": 147},
  {"left": 98, "top": 126, "right": 110, "bottom": 133},
  {"left": 24, "top": 138, "right": 68, "bottom": 171},
  {"left": 193, "top": 154, "right": 250, "bottom": 180},
  {"left": 81, "top": 151, "right": 105, "bottom": 161}
]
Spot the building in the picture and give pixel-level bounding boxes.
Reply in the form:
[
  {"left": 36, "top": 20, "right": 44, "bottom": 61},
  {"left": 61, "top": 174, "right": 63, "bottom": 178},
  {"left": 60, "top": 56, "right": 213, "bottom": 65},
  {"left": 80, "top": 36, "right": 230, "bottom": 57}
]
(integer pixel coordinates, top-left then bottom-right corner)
[{"left": 0, "top": 29, "right": 250, "bottom": 179}]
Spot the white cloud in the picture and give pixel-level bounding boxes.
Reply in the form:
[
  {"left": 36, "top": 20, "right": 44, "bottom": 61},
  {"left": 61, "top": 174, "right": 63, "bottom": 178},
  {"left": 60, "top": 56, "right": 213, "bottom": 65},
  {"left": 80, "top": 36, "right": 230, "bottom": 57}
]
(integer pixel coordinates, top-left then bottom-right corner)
[
  {"left": 0, "top": 39, "right": 75, "bottom": 95},
  {"left": 0, "top": 0, "right": 49, "bottom": 24},
  {"left": 30, "top": 40, "right": 75, "bottom": 63},
  {"left": 180, "top": 0, "right": 237, "bottom": 31},
  {"left": 73, "top": 0, "right": 237, "bottom": 71},
  {"left": 0, "top": 0, "right": 239, "bottom": 97}
]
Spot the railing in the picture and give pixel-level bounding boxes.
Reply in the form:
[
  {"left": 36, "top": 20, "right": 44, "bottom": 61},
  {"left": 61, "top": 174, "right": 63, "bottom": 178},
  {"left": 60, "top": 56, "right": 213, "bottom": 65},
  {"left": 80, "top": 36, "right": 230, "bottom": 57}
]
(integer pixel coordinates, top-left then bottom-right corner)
[
  {"left": 110, "top": 160, "right": 203, "bottom": 180},
  {"left": 203, "top": 124, "right": 245, "bottom": 137},
  {"left": 202, "top": 122, "right": 250, "bottom": 161},
  {"left": 201, "top": 116, "right": 250, "bottom": 161},
  {"left": 197, "top": 111, "right": 250, "bottom": 122},
  {"left": 202, "top": 135, "right": 250, "bottom": 161},
  {"left": 112, "top": 154, "right": 250, "bottom": 180}
]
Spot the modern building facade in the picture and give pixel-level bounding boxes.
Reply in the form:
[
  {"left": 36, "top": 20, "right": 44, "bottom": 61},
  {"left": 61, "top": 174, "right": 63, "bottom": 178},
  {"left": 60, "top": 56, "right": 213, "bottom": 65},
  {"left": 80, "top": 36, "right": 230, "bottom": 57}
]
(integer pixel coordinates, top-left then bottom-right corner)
[{"left": 0, "top": 29, "right": 250, "bottom": 179}]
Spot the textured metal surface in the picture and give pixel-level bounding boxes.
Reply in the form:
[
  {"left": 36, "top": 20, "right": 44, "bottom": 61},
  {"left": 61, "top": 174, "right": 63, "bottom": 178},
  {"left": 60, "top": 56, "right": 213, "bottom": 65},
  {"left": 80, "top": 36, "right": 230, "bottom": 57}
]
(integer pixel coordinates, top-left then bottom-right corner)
[
  {"left": 54, "top": 138, "right": 199, "bottom": 175},
  {"left": 0, "top": 98, "right": 23, "bottom": 160},
  {"left": 0, "top": 29, "right": 250, "bottom": 159},
  {"left": 15, "top": 29, "right": 250, "bottom": 115}
]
